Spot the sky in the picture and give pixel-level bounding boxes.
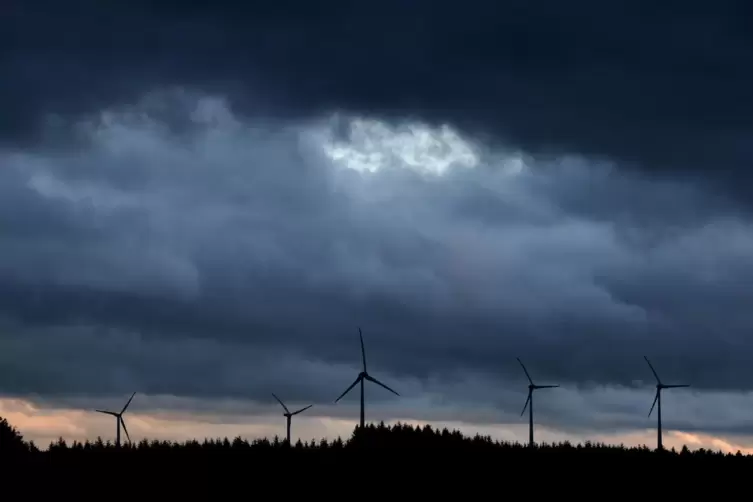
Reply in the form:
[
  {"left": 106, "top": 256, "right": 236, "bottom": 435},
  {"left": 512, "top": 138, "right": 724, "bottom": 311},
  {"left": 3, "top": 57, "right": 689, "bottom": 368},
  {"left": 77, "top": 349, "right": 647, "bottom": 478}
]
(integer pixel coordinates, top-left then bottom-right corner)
[{"left": 1, "top": 0, "right": 753, "bottom": 452}]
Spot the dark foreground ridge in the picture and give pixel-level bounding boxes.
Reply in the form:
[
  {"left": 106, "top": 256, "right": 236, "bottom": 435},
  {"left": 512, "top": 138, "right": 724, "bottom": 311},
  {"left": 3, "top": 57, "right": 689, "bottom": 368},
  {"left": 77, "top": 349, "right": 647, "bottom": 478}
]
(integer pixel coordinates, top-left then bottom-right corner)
[{"left": 2, "top": 416, "right": 750, "bottom": 492}]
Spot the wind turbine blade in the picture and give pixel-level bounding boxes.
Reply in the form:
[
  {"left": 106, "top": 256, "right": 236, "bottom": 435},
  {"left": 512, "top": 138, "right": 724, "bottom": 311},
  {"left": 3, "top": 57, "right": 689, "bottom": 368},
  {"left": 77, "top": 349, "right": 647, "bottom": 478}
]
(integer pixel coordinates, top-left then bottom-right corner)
[
  {"left": 359, "top": 327, "right": 367, "bottom": 373},
  {"left": 365, "top": 374, "right": 400, "bottom": 396},
  {"left": 516, "top": 358, "right": 534, "bottom": 385},
  {"left": 95, "top": 410, "right": 116, "bottom": 416},
  {"left": 648, "top": 390, "right": 659, "bottom": 417},
  {"left": 665, "top": 384, "right": 690, "bottom": 389},
  {"left": 121, "top": 392, "right": 136, "bottom": 414},
  {"left": 644, "top": 356, "right": 662, "bottom": 384},
  {"left": 335, "top": 376, "right": 362, "bottom": 403},
  {"left": 291, "top": 404, "right": 313, "bottom": 415},
  {"left": 120, "top": 416, "right": 132, "bottom": 444},
  {"left": 536, "top": 385, "right": 559, "bottom": 389},
  {"left": 520, "top": 393, "right": 531, "bottom": 416},
  {"left": 272, "top": 393, "right": 290, "bottom": 414}
]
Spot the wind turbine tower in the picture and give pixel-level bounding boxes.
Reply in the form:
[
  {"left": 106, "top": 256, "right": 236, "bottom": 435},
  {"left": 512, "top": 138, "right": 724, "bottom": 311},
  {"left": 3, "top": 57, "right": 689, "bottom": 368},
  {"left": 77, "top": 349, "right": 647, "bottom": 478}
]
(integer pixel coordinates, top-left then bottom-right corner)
[
  {"left": 644, "top": 356, "right": 689, "bottom": 451},
  {"left": 335, "top": 327, "right": 400, "bottom": 429},
  {"left": 517, "top": 358, "right": 559, "bottom": 448},
  {"left": 272, "top": 393, "right": 312, "bottom": 446},
  {"left": 95, "top": 392, "right": 136, "bottom": 448}
]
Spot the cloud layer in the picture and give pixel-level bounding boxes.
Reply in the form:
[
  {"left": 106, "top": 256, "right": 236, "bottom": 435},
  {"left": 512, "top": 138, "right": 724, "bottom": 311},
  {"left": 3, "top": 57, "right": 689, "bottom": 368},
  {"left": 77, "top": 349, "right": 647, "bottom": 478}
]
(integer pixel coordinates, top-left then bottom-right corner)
[
  {"left": 2, "top": 0, "right": 753, "bottom": 444},
  {"left": 2, "top": 89, "right": 753, "bottom": 440}
]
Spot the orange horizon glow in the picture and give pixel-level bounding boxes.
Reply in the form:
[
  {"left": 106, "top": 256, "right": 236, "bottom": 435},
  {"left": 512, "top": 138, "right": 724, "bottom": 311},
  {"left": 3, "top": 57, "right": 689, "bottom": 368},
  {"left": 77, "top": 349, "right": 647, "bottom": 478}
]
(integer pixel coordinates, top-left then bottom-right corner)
[{"left": 2, "top": 397, "right": 752, "bottom": 454}]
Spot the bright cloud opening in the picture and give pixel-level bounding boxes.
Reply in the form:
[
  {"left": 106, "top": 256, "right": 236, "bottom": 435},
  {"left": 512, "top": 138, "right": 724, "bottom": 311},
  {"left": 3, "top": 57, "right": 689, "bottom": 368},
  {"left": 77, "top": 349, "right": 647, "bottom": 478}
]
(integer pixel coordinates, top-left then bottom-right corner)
[{"left": 321, "top": 117, "right": 479, "bottom": 176}]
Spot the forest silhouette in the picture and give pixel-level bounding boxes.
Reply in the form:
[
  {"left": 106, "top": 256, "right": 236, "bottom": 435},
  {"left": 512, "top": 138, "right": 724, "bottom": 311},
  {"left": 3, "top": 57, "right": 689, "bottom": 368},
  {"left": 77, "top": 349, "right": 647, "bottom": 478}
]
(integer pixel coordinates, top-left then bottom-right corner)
[{"left": 2, "top": 415, "right": 751, "bottom": 466}]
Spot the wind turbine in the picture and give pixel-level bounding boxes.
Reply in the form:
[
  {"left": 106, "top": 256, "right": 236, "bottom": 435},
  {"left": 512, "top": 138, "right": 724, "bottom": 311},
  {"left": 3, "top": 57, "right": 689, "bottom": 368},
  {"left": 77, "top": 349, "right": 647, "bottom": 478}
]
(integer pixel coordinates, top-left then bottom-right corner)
[
  {"left": 517, "top": 358, "right": 559, "bottom": 448},
  {"left": 272, "top": 393, "right": 312, "bottom": 446},
  {"left": 644, "top": 356, "right": 689, "bottom": 451},
  {"left": 95, "top": 392, "right": 136, "bottom": 448},
  {"left": 335, "top": 327, "right": 400, "bottom": 429}
]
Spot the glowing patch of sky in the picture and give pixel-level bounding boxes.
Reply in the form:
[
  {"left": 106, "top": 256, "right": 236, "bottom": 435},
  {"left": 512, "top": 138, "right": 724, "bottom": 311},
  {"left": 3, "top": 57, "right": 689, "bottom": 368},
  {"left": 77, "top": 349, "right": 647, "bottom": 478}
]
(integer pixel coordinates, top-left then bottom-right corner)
[{"left": 321, "top": 118, "right": 479, "bottom": 175}]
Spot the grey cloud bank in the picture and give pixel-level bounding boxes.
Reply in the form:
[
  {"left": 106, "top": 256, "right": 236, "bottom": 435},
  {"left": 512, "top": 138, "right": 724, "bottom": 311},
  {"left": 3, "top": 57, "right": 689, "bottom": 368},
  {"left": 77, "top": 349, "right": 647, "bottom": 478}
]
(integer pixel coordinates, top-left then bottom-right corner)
[{"left": 1, "top": 90, "right": 753, "bottom": 438}]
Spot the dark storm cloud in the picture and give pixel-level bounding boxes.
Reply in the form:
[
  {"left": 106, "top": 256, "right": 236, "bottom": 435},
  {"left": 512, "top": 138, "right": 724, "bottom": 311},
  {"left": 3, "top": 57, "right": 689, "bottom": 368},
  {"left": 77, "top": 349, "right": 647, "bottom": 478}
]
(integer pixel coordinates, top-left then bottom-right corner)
[
  {"left": 2, "top": 87, "right": 753, "bottom": 438},
  {"left": 2, "top": 0, "right": 752, "bottom": 438},
  {"left": 3, "top": 0, "right": 752, "bottom": 194}
]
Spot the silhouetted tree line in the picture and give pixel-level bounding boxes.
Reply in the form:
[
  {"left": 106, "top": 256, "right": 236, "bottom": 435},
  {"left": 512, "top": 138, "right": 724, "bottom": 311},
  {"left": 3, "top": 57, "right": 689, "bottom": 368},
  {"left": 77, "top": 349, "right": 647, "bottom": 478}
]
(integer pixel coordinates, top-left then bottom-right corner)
[
  {"left": 1, "top": 415, "right": 751, "bottom": 465},
  {"left": 0, "top": 417, "right": 39, "bottom": 456}
]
